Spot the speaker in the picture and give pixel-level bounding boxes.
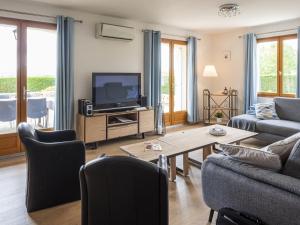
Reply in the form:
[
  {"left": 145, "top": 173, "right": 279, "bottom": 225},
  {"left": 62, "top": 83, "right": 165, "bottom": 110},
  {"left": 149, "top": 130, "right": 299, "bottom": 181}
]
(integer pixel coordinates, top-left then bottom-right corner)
[
  {"left": 140, "top": 96, "right": 147, "bottom": 107},
  {"left": 84, "top": 101, "right": 93, "bottom": 116},
  {"left": 78, "top": 99, "right": 86, "bottom": 115},
  {"left": 78, "top": 99, "right": 93, "bottom": 116}
]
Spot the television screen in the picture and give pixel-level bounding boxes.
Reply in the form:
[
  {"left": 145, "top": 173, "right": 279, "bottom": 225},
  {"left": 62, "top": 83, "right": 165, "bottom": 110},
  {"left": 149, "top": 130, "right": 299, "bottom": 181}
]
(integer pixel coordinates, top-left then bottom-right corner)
[{"left": 92, "top": 73, "right": 141, "bottom": 110}]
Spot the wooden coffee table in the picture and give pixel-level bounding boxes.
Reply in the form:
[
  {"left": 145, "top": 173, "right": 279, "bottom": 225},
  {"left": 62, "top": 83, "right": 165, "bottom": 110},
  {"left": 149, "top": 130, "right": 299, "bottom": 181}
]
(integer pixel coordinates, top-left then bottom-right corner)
[{"left": 120, "top": 125, "right": 257, "bottom": 181}]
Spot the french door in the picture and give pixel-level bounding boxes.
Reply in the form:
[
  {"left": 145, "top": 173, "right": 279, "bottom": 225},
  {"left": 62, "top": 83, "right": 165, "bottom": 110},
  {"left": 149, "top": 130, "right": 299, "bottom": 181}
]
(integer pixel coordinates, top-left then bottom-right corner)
[
  {"left": 0, "top": 17, "right": 56, "bottom": 155},
  {"left": 161, "top": 39, "right": 187, "bottom": 126}
]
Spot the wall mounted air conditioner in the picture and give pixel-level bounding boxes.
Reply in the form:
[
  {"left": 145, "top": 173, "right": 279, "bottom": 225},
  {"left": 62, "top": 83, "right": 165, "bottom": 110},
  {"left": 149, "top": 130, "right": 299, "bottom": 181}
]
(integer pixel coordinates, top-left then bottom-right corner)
[{"left": 96, "top": 23, "right": 135, "bottom": 41}]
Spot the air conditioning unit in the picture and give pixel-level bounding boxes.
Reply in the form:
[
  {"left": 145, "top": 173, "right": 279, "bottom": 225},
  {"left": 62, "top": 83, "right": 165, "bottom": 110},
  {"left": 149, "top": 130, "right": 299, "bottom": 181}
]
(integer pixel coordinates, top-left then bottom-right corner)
[{"left": 96, "top": 23, "right": 135, "bottom": 41}]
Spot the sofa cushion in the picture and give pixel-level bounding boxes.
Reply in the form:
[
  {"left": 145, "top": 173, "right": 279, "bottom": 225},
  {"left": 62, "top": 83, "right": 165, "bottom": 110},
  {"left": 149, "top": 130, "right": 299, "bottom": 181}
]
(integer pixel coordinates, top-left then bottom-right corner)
[
  {"left": 264, "top": 132, "right": 300, "bottom": 163},
  {"left": 204, "top": 154, "right": 300, "bottom": 197},
  {"left": 282, "top": 140, "right": 300, "bottom": 179},
  {"left": 219, "top": 144, "right": 282, "bottom": 171},
  {"left": 274, "top": 97, "right": 300, "bottom": 122},
  {"left": 256, "top": 119, "right": 300, "bottom": 137}
]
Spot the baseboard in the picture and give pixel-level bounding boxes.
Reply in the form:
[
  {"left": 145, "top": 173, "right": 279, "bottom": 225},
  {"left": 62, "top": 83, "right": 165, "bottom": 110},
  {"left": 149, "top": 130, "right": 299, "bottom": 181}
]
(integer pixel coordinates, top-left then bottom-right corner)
[{"left": 0, "top": 152, "right": 25, "bottom": 161}]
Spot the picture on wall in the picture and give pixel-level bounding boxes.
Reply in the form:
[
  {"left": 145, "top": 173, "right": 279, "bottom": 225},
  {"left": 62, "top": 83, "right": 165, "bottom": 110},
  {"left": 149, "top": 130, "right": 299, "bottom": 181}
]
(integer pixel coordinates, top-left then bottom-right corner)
[{"left": 223, "top": 51, "right": 231, "bottom": 61}]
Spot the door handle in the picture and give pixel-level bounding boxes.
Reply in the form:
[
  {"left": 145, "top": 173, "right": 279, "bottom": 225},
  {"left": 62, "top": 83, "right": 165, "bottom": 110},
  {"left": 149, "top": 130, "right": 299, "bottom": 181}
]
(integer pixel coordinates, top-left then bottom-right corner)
[{"left": 23, "top": 86, "right": 27, "bottom": 100}]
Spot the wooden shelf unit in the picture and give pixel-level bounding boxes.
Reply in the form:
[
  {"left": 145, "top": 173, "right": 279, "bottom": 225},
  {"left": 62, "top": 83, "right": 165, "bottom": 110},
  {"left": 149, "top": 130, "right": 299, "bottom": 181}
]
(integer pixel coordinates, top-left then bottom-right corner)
[
  {"left": 77, "top": 108, "right": 155, "bottom": 146},
  {"left": 203, "top": 89, "right": 238, "bottom": 125}
]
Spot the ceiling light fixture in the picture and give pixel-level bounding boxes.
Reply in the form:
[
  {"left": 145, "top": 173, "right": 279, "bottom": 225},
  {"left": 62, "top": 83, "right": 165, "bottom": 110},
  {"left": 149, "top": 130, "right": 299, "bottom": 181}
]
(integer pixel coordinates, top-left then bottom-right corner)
[{"left": 218, "top": 3, "right": 240, "bottom": 17}]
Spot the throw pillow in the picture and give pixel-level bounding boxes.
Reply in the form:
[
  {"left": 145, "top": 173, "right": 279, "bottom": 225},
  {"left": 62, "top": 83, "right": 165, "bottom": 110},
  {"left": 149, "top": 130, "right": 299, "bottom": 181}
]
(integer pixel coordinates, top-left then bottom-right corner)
[
  {"left": 264, "top": 132, "right": 300, "bottom": 164},
  {"left": 255, "top": 102, "right": 279, "bottom": 120},
  {"left": 282, "top": 140, "right": 300, "bottom": 179},
  {"left": 219, "top": 143, "right": 282, "bottom": 171}
]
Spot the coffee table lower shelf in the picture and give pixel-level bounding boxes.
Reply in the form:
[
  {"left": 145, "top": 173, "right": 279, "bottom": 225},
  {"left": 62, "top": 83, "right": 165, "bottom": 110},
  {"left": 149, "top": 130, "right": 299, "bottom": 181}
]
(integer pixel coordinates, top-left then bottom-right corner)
[{"left": 148, "top": 145, "right": 214, "bottom": 182}]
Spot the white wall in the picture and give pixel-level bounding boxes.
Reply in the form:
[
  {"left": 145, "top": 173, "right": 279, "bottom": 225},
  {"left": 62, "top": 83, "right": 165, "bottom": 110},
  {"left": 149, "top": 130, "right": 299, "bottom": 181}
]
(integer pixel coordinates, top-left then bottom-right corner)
[
  {"left": 206, "top": 29, "right": 246, "bottom": 114},
  {"left": 196, "top": 34, "right": 214, "bottom": 120},
  {"left": 0, "top": 0, "right": 207, "bottom": 119},
  {"left": 5, "top": 0, "right": 297, "bottom": 122},
  {"left": 206, "top": 18, "right": 300, "bottom": 113}
]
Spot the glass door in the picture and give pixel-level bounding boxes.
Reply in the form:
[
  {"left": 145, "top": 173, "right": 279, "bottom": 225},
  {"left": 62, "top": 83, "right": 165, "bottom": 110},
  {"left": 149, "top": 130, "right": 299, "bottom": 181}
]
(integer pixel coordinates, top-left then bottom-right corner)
[
  {"left": 26, "top": 26, "right": 57, "bottom": 129},
  {"left": 161, "top": 39, "right": 187, "bottom": 126},
  {"left": 0, "top": 19, "right": 20, "bottom": 155},
  {"left": 0, "top": 18, "right": 56, "bottom": 156},
  {"left": 161, "top": 41, "right": 171, "bottom": 124},
  {"left": 173, "top": 43, "right": 187, "bottom": 122}
]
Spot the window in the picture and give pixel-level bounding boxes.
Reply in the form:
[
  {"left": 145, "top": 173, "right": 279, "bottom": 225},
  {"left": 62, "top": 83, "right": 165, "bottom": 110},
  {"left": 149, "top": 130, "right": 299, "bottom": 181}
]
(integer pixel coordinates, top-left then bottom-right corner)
[
  {"left": 0, "top": 17, "right": 56, "bottom": 155},
  {"left": 161, "top": 39, "right": 187, "bottom": 126},
  {"left": 257, "top": 35, "right": 297, "bottom": 97}
]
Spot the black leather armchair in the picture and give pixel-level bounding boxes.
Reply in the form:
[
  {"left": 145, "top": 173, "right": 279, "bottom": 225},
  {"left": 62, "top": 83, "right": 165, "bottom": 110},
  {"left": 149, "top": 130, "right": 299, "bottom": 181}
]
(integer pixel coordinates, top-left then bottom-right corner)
[
  {"left": 17, "top": 122, "right": 85, "bottom": 212},
  {"left": 80, "top": 155, "right": 169, "bottom": 225}
]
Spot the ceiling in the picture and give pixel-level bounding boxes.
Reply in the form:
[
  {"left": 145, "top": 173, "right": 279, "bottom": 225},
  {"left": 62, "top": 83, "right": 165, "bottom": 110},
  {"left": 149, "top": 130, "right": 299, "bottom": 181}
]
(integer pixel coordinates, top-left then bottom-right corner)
[{"left": 18, "top": 0, "right": 300, "bottom": 32}]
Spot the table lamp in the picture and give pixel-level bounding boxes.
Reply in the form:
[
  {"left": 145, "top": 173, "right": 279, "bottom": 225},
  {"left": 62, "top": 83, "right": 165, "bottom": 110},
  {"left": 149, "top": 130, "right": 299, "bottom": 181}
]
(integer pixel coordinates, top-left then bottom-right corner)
[{"left": 203, "top": 65, "right": 218, "bottom": 77}]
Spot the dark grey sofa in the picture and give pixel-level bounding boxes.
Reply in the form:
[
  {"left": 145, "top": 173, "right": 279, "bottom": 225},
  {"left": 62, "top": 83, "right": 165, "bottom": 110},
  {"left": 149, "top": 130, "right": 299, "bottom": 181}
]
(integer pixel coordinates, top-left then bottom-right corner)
[
  {"left": 202, "top": 140, "right": 300, "bottom": 225},
  {"left": 228, "top": 97, "right": 300, "bottom": 143}
]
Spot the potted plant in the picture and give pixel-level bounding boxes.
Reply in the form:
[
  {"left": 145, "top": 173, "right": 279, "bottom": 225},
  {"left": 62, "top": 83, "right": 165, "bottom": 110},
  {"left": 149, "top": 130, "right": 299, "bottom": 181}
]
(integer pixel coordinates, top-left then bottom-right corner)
[{"left": 215, "top": 112, "right": 223, "bottom": 123}]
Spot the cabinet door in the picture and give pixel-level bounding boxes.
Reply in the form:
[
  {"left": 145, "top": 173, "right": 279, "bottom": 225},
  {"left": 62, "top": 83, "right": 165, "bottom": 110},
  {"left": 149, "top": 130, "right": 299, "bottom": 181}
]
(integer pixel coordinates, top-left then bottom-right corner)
[
  {"left": 85, "top": 116, "right": 106, "bottom": 143},
  {"left": 76, "top": 114, "right": 85, "bottom": 141},
  {"left": 139, "top": 110, "right": 155, "bottom": 133}
]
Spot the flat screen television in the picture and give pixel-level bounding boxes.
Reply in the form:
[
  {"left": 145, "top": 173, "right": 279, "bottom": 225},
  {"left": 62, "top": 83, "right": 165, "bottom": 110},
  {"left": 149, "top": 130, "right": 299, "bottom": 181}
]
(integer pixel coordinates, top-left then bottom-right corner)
[{"left": 92, "top": 73, "right": 141, "bottom": 111}]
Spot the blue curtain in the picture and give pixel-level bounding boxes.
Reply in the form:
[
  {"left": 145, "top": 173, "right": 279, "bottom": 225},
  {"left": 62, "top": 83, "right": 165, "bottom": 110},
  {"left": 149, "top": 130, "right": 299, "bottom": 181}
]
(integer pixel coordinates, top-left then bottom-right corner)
[
  {"left": 244, "top": 33, "right": 258, "bottom": 113},
  {"left": 187, "top": 37, "right": 199, "bottom": 123},
  {"left": 297, "top": 27, "right": 300, "bottom": 98},
  {"left": 55, "top": 16, "right": 75, "bottom": 130},
  {"left": 143, "top": 30, "right": 162, "bottom": 132}
]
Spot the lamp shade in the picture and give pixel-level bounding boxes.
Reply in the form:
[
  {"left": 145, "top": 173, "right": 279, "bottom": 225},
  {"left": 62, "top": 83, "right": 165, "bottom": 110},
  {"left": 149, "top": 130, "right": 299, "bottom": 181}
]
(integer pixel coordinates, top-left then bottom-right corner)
[{"left": 203, "top": 65, "right": 218, "bottom": 77}]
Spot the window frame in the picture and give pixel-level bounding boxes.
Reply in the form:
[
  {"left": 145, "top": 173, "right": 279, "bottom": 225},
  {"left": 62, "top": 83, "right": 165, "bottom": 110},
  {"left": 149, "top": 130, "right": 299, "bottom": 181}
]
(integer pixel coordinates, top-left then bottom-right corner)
[{"left": 257, "top": 34, "right": 297, "bottom": 98}]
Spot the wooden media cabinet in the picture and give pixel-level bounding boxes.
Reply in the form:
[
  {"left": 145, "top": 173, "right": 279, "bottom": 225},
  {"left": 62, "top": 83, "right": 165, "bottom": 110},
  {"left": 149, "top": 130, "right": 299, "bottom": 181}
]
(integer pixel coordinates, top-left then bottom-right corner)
[{"left": 77, "top": 108, "right": 155, "bottom": 147}]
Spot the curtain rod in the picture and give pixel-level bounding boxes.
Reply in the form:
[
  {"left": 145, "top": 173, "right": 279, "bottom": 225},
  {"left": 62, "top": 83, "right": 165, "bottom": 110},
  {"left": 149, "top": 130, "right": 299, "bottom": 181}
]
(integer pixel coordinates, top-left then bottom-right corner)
[
  {"left": 142, "top": 29, "right": 201, "bottom": 41},
  {"left": 256, "top": 28, "right": 297, "bottom": 36},
  {"left": 238, "top": 27, "right": 298, "bottom": 38},
  {"left": 0, "top": 8, "right": 83, "bottom": 23}
]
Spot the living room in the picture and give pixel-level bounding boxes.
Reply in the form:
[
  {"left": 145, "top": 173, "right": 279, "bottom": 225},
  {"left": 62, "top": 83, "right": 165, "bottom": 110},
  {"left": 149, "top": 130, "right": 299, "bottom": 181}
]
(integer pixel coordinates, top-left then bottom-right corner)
[{"left": 1, "top": 0, "right": 300, "bottom": 225}]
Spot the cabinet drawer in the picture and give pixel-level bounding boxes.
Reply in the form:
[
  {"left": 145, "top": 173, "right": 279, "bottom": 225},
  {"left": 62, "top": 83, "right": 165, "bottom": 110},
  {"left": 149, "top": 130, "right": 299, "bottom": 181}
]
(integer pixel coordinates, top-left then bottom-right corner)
[
  {"left": 85, "top": 116, "right": 106, "bottom": 143},
  {"left": 108, "top": 124, "right": 138, "bottom": 139},
  {"left": 139, "top": 110, "right": 154, "bottom": 133}
]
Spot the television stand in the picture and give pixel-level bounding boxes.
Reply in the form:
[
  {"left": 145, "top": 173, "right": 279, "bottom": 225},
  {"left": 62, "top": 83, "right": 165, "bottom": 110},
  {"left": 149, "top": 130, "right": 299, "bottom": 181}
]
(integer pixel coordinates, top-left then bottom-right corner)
[{"left": 76, "top": 107, "right": 155, "bottom": 148}]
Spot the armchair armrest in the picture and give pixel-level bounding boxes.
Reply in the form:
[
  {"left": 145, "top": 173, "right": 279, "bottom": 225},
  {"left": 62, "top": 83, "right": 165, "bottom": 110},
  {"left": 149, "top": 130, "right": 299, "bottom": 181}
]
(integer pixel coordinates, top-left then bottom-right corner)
[
  {"left": 35, "top": 129, "right": 77, "bottom": 143},
  {"left": 158, "top": 154, "right": 169, "bottom": 225},
  {"left": 205, "top": 154, "right": 300, "bottom": 197},
  {"left": 158, "top": 154, "right": 168, "bottom": 173}
]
